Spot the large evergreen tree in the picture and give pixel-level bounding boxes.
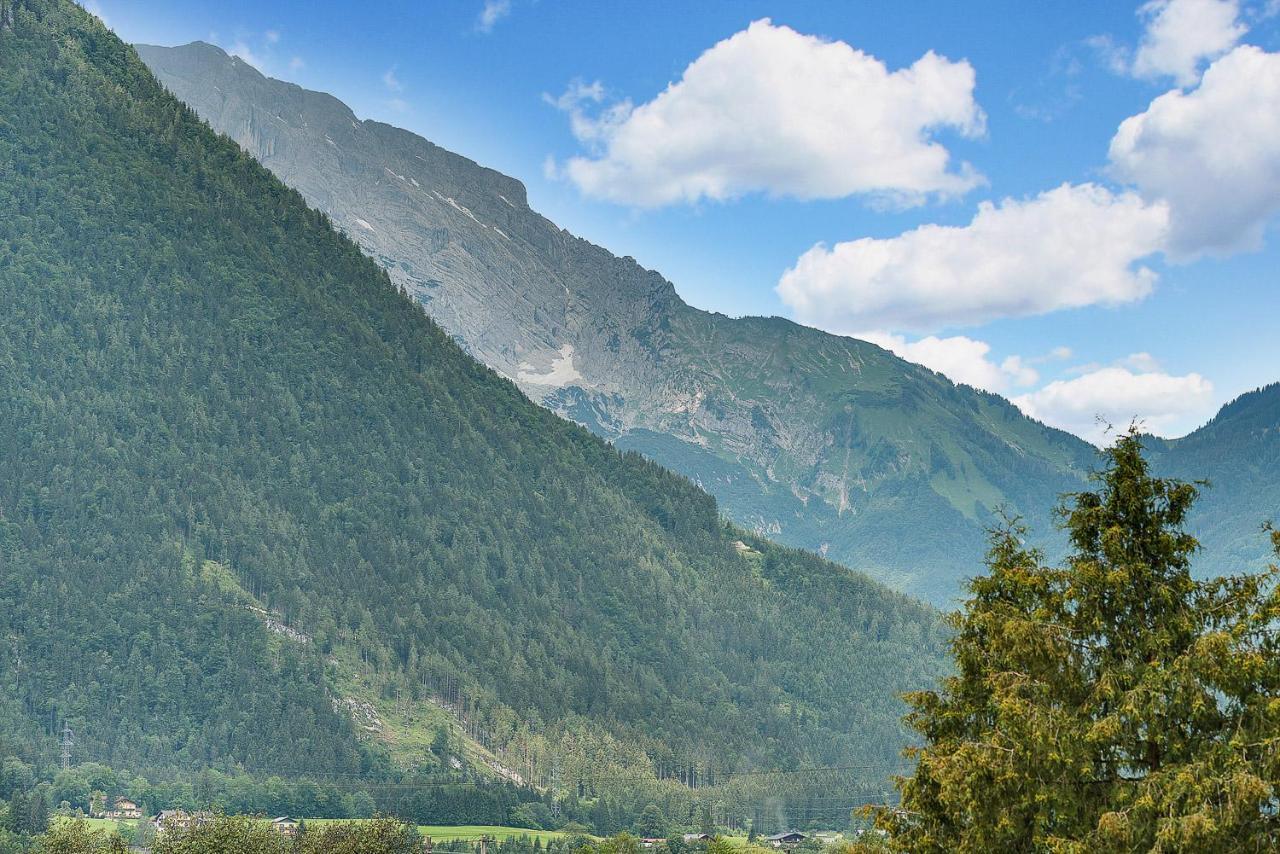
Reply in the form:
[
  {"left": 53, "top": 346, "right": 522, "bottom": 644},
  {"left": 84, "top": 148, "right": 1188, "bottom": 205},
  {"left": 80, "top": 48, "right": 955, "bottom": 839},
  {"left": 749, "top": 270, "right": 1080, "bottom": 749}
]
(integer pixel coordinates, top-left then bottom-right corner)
[{"left": 884, "top": 430, "right": 1280, "bottom": 851}]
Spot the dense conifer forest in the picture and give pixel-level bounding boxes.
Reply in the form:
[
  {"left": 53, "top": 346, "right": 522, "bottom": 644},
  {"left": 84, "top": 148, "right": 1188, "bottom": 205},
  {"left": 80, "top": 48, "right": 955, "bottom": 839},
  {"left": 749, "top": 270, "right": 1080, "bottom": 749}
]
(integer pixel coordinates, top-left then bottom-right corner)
[{"left": 0, "top": 0, "right": 947, "bottom": 815}]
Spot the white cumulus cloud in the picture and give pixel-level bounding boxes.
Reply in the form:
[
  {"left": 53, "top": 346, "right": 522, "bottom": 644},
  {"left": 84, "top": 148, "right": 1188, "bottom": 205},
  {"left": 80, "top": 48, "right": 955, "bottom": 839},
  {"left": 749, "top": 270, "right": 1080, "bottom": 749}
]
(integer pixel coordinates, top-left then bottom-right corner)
[
  {"left": 1110, "top": 45, "right": 1280, "bottom": 256},
  {"left": 552, "top": 19, "right": 985, "bottom": 208},
  {"left": 1013, "top": 363, "right": 1215, "bottom": 444},
  {"left": 859, "top": 332, "right": 1040, "bottom": 394},
  {"left": 1131, "top": 0, "right": 1245, "bottom": 85},
  {"left": 863, "top": 335, "right": 1212, "bottom": 445},
  {"left": 777, "top": 183, "right": 1169, "bottom": 334}
]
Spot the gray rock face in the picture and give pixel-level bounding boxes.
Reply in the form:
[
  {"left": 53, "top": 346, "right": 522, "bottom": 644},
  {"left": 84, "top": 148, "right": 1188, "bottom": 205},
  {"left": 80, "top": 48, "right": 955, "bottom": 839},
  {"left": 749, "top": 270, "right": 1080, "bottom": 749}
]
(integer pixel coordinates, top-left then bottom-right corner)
[{"left": 137, "top": 41, "right": 1107, "bottom": 604}]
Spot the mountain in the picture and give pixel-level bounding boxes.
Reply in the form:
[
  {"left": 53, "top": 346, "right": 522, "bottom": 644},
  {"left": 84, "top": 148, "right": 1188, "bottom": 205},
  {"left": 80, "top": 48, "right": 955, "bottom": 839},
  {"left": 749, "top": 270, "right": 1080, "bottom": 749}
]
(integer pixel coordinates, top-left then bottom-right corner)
[
  {"left": 0, "top": 0, "right": 947, "bottom": 798},
  {"left": 136, "top": 41, "right": 1102, "bottom": 604},
  {"left": 1154, "top": 383, "right": 1280, "bottom": 575}
]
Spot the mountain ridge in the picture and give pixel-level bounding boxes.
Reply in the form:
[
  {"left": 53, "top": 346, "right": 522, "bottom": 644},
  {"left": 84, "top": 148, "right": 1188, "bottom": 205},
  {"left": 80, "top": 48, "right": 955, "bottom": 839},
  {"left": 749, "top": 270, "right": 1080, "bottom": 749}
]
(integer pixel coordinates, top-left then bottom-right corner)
[{"left": 138, "top": 41, "right": 1107, "bottom": 604}]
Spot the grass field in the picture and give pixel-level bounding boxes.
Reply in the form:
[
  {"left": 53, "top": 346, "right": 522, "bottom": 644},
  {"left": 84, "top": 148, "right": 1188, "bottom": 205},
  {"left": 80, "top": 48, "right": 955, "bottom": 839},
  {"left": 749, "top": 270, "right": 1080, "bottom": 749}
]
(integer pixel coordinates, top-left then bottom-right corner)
[
  {"left": 415, "top": 824, "right": 571, "bottom": 843},
  {"left": 55, "top": 816, "right": 137, "bottom": 834},
  {"left": 298, "top": 820, "right": 575, "bottom": 843}
]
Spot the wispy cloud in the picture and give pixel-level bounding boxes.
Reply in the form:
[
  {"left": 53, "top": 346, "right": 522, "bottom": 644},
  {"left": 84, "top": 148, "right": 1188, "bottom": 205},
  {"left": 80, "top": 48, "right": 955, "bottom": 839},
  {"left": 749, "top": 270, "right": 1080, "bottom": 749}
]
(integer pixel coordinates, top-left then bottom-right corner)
[
  {"left": 79, "top": 0, "right": 108, "bottom": 26},
  {"left": 228, "top": 39, "right": 266, "bottom": 72},
  {"left": 1084, "top": 34, "right": 1131, "bottom": 76},
  {"left": 212, "top": 30, "right": 302, "bottom": 79},
  {"left": 379, "top": 66, "right": 409, "bottom": 113},
  {"left": 477, "top": 0, "right": 512, "bottom": 33}
]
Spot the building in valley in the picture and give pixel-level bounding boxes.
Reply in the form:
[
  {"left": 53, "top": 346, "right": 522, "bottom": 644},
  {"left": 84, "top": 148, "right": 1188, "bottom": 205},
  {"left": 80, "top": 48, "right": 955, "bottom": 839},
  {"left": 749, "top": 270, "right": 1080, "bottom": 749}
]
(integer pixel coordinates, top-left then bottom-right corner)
[
  {"left": 766, "top": 831, "right": 809, "bottom": 848},
  {"left": 103, "top": 797, "right": 143, "bottom": 820}
]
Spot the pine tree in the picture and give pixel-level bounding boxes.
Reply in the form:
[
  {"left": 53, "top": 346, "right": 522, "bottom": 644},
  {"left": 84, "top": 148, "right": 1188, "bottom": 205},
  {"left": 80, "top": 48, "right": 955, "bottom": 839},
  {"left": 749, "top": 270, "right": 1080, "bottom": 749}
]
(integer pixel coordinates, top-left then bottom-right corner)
[
  {"left": 8, "top": 788, "right": 29, "bottom": 835},
  {"left": 27, "top": 788, "right": 49, "bottom": 835},
  {"left": 637, "top": 803, "right": 667, "bottom": 838},
  {"left": 699, "top": 804, "right": 714, "bottom": 837},
  {"left": 883, "top": 429, "right": 1280, "bottom": 852}
]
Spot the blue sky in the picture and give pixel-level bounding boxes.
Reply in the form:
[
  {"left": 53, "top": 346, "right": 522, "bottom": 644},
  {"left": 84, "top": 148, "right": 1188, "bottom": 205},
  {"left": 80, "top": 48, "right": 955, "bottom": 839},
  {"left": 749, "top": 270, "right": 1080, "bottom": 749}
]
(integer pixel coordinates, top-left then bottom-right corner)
[{"left": 89, "top": 0, "right": 1280, "bottom": 442}]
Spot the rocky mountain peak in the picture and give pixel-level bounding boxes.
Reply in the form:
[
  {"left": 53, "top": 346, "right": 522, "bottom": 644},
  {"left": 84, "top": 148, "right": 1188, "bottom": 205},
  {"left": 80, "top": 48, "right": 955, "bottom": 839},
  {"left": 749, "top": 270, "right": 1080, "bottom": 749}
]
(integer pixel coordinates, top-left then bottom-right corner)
[{"left": 138, "top": 40, "right": 1277, "bottom": 603}]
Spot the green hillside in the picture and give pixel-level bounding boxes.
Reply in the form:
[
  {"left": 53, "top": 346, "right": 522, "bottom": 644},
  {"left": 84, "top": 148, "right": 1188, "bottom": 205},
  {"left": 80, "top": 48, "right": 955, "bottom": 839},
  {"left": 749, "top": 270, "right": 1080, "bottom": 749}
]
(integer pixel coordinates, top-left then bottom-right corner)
[
  {"left": 0, "top": 0, "right": 946, "bottom": 797},
  {"left": 1153, "top": 383, "right": 1280, "bottom": 574}
]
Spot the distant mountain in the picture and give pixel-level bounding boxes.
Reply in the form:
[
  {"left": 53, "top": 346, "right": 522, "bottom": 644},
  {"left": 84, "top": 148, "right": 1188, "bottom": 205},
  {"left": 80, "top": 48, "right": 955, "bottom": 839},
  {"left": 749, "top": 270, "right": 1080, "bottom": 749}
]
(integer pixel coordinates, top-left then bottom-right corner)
[
  {"left": 1, "top": 0, "right": 948, "bottom": 791},
  {"left": 1154, "top": 383, "right": 1280, "bottom": 575},
  {"left": 138, "top": 41, "right": 1107, "bottom": 604}
]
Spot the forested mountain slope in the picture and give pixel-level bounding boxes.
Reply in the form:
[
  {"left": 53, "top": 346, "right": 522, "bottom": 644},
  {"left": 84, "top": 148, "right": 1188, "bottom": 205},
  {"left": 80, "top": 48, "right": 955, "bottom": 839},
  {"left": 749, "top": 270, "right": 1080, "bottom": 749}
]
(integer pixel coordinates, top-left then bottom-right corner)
[
  {"left": 136, "top": 41, "right": 1099, "bottom": 604},
  {"left": 0, "top": 0, "right": 947, "bottom": 787},
  {"left": 1153, "top": 383, "right": 1280, "bottom": 574}
]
